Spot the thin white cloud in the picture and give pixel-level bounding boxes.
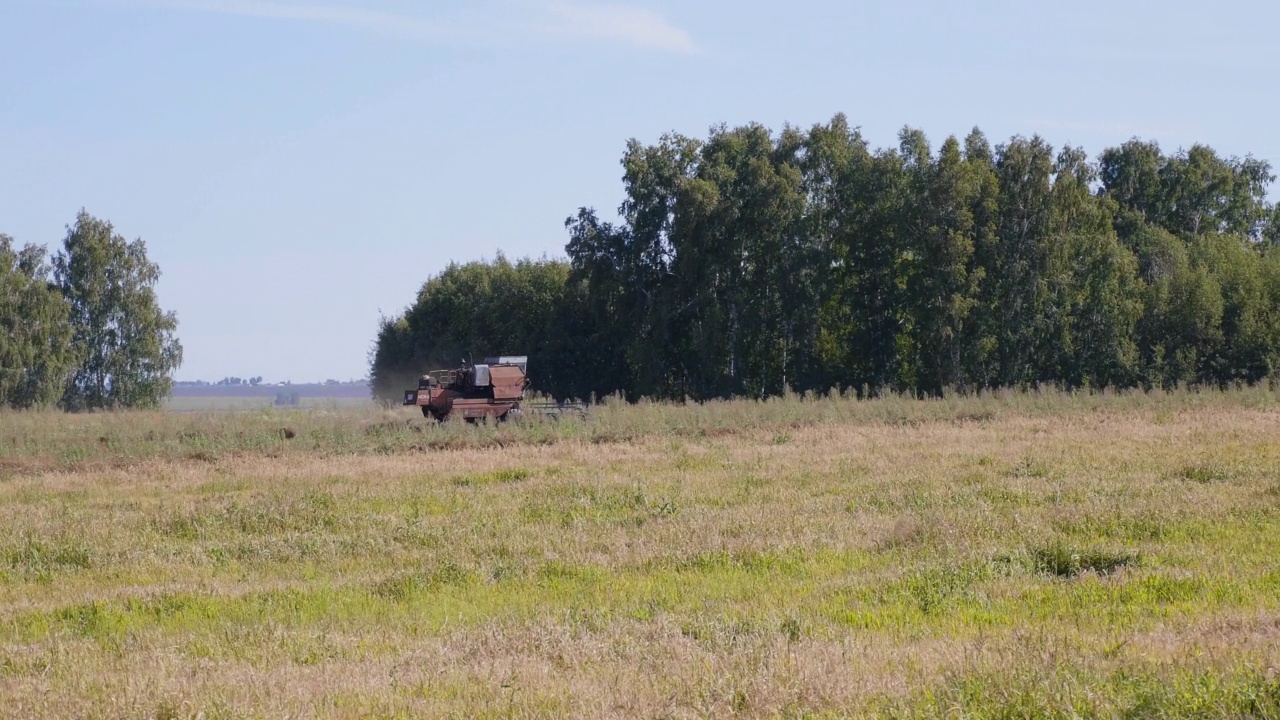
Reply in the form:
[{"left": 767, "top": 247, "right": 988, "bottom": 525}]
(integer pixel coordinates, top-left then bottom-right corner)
[
  {"left": 542, "top": 2, "right": 696, "bottom": 53},
  {"left": 113, "top": 0, "right": 696, "bottom": 53},
  {"left": 124, "top": 0, "right": 463, "bottom": 41}
]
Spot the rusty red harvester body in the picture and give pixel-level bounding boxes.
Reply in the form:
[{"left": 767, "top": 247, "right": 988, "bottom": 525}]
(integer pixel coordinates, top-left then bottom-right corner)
[{"left": 402, "top": 356, "right": 530, "bottom": 423}]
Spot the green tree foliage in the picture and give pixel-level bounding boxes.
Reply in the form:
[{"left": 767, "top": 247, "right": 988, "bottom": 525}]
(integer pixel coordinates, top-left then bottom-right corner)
[
  {"left": 900, "top": 131, "right": 986, "bottom": 395},
  {"left": 54, "top": 212, "right": 183, "bottom": 410},
  {"left": 374, "top": 117, "right": 1280, "bottom": 401},
  {"left": 0, "top": 236, "right": 77, "bottom": 408},
  {"left": 370, "top": 256, "right": 599, "bottom": 401},
  {"left": 1045, "top": 146, "right": 1142, "bottom": 387},
  {"left": 1099, "top": 141, "right": 1279, "bottom": 387}
]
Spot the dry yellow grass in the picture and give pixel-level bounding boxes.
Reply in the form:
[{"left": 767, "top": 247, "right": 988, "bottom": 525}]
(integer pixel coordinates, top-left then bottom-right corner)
[{"left": 2, "top": 390, "right": 1279, "bottom": 718}]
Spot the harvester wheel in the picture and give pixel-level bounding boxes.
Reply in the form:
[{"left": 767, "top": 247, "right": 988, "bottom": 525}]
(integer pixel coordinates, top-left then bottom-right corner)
[{"left": 501, "top": 408, "right": 523, "bottom": 423}]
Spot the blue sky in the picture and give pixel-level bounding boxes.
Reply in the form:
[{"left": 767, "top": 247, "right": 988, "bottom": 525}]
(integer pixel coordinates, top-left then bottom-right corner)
[{"left": 2, "top": 0, "right": 1276, "bottom": 382}]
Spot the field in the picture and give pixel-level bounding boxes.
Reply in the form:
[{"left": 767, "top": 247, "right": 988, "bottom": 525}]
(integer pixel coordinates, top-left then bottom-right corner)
[{"left": 2, "top": 389, "right": 1280, "bottom": 718}]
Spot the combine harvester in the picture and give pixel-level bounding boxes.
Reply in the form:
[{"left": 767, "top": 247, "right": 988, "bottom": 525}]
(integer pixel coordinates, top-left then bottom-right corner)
[{"left": 402, "top": 356, "right": 585, "bottom": 423}]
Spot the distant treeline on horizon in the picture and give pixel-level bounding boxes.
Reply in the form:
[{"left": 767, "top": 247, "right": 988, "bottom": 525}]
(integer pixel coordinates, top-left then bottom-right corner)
[
  {"left": 170, "top": 381, "right": 371, "bottom": 397},
  {"left": 174, "top": 378, "right": 369, "bottom": 388},
  {"left": 172, "top": 379, "right": 370, "bottom": 399},
  {"left": 370, "top": 115, "right": 1280, "bottom": 402}
]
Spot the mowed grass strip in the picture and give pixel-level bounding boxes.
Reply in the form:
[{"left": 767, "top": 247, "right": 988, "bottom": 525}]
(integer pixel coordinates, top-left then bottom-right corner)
[{"left": 1, "top": 390, "right": 1279, "bottom": 717}]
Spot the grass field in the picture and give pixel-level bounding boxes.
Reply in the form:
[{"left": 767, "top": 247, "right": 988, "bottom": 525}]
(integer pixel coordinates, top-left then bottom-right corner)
[{"left": 2, "top": 389, "right": 1280, "bottom": 718}]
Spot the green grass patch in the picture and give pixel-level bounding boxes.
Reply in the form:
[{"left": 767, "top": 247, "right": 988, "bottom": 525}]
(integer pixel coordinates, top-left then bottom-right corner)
[
  {"left": 887, "top": 664, "right": 1280, "bottom": 719},
  {"left": 1027, "top": 541, "right": 1138, "bottom": 578},
  {"left": 451, "top": 468, "right": 533, "bottom": 487},
  {"left": 3, "top": 535, "right": 92, "bottom": 581},
  {"left": 153, "top": 490, "right": 340, "bottom": 539},
  {"left": 371, "top": 560, "right": 477, "bottom": 600},
  {"left": 1175, "top": 461, "right": 1239, "bottom": 483}
]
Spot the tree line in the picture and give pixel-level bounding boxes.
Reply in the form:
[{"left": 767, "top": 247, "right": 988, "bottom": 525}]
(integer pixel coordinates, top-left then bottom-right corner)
[
  {"left": 374, "top": 115, "right": 1280, "bottom": 401},
  {"left": 1, "top": 211, "right": 182, "bottom": 410}
]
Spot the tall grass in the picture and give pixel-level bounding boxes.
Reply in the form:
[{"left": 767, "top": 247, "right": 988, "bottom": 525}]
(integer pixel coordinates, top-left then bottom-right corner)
[
  {"left": 1, "top": 384, "right": 1274, "bottom": 472},
  {"left": 1, "top": 387, "right": 1278, "bottom": 717}
]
